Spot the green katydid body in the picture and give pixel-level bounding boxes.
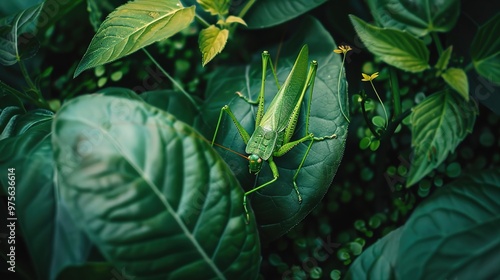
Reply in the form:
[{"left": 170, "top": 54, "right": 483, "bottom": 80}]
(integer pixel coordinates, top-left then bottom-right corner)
[{"left": 212, "top": 44, "right": 335, "bottom": 221}]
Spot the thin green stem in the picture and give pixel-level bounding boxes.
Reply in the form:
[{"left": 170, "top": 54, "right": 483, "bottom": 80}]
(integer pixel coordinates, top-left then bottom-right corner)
[
  {"left": 360, "top": 94, "right": 380, "bottom": 138},
  {"left": 195, "top": 13, "right": 210, "bottom": 28},
  {"left": 141, "top": 48, "right": 199, "bottom": 110},
  {"left": 389, "top": 67, "right": 401, "bottom": 119},
  {"left": 0, "top": 80, "right": 48, "bottom": 110},
  {"left": 370, "top": 80, "right": 388, "bottom": 129},
  {"left": 18, "top": 60, "right": 40, "bottom": 97},
  {"left": 338, "top": 54, "right": 350, "bottom": 123},
  {"left": 431, "top": 32, "right": 443, "bottom": 55},
  {"left": 237, "top": 0, "right": 256, "bottom": 19}
]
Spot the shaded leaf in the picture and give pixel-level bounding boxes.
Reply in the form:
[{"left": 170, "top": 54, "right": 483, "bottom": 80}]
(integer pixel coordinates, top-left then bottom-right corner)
[
  {"left": 408, "top": 90, "right": 477, "bottom": 186},
  {"left": 199, "top": 24, "right": 228, "bottom": 66},
  {"left": 367, "top": 0, "right": 460, "bottom": 36},
  {"left": 471, "top": 12, "right": 500, "bottom": 84},
  {"left": 441, "top": 67, "right": 469, "bottom": 101},
  {"left": 434, "top": 45, "right": 452, "bottom": 73},
  {"left": 350, "top": 15, "right": 429, "bottom": 72},
  {"left": 74, "top": 0, "right": 195, "bottom": 77},
  {"left": 0, "top": 2, "right": 43, "bottom": 65},
  {"left": 243, "top": 0, "right": 327, "bottom": 29},
  {"left": 399, "top": 169, "right": 500, "bottom": 279},
  {"left": 53, "top": 94, "right": 261, "bottom": 279},
  {"left": 195, "top": 17, "right": 348, "bottom": 242}
]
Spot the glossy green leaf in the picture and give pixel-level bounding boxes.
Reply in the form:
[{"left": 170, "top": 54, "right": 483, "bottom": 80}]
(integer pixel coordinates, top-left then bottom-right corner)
[
  {"left": 53, "top": 94, "right": 261, "bottom": 279},
  {"left": 140, "top": 89, "right": 200, "bottom": 126},
  {"left": 199, "top": 24, "right": 228, "bottom": 66},
  {"left": 367, "top": 0, "right": 460, "bottom": 36},
  {"left": 441, "top": 67, "right": 469, "bottom": 101},
  {"left": 0, "top": 2, "right": 43, "bottom": 65},
  {"left": 56, "top": 262, "right": 115, "bottom": 280},
  {"left": 471, "top": 12, "right": 500, "bottom": 84},
  {"left": 350, "top": 15, "right": 430, "bottom": 73},
  {"left": 434, "top": 45, "right": 452, "bottom": 73},
  {"left": 74, "top": 0, "right": 195, "bottom": 77},
  {"left": 399, "top": 169, "right": 500, "bottom": 279},
  {"left": 197, "top": 0, "right": 229, "bottom": 16},
  {"left": 345, "top": 227, "right": 403, "bottom": 280},
  {"left": 407, "top": 90, "right": 477, "bottom": 186},
  {"left": 195, "top": 17, "right": 348, "bottom": 242},
  {"left": 0, "top": 109, "right": 92, "bottom": 280},
  {"left": 243, "top": 0, "right": 327, "bottom": 29}
]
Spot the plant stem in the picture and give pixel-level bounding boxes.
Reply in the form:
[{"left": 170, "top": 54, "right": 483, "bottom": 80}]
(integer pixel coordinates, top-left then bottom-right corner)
[
  {"left": 370, "top": 80, "right": 388, "bottom": 128},
  {"left": 389, "top": 67, "right": 401, "bottom": 119},
  {"left": 195, "top": 13, "right": 210, "bottom": 28},
  {"left": 18, "top": 60, "right": 40, "bottom": 97},
  {"left": 237, "top": 0, "right": 256, "bottom": 19},
  {"left": 431, "top": 32, "right": 443, "bottom": 55},
  {"left": 141, "top": 48, "right": 200, "bottom": 110},
  {"left": 360, "top": 94, "right": 380, "bottom": 138},
  {"left": 338, "top": 54, "right": 350, "bottom": 123},
  {"left": 0, "top": 80, "right": 48, "bottom": 110}
]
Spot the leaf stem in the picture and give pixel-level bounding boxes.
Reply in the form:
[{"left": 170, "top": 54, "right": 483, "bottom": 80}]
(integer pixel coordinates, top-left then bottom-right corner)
[
  {"left": 18, "top": 60, "right": 41, "bottom": 98},
  {"left": 237, "top": 0, "right": 256, "bottom": 19},
  {"left": 195, "top": 13, "right": 210, "bottom": 28},
  {"left": 389, "top": 67, "right": 401, "bottom": 119},
  {"left": 141, "top": 48, "right": 199, "bottom": 110},
  {"left": 0, "top": 80, "right": 48, "bottom": 110},
  {"left": 360, "top": 92, "right": 380, "bottom": 138},
  {"left": 431, "top": 32, "right": 443, "bottom": 55}
]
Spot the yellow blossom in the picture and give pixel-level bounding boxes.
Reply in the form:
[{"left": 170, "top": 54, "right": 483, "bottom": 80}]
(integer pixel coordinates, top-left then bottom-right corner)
[
  {"left": 361, "top": 72, "right": 379, "bottom": 82},
  {"left": 334, "top": 45, "right": 352, "bottom": 54}
]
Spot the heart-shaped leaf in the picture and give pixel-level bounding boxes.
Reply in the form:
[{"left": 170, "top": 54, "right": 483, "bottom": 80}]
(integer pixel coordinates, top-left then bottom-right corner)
[
  {"left": 407, "top": 90, "right": 477, "bottom": 186},
  {"left": 74, "top": 0, "right": 195, "bottom": 77},
  {"left": 195, "top": 17, "right": 348, "bottom": 242},
  {"left": 53, "top": 94, "right": 261, "bottom": 279},
  {"left": 350, "top": 15, "right": 430, "bottom": 73},
  {"left": 367, "top": 0, "right": 460, "bottom": 36},
  {"left": 199, "top": 24, "right": 229, "bottom": 66}
]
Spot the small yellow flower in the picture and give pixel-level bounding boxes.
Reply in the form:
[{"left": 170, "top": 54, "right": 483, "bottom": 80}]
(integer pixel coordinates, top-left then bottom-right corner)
[
  {"left": 361, "top": 72, "right": 379, "bottom": 82},
  {"left": 334, "top": 45, "right": 352, "bottom": 54}
]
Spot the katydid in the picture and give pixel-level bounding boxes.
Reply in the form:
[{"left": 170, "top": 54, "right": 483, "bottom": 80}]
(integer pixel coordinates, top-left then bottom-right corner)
[{"left": 211, "top": 44, "right": 337, "bottom": 221}]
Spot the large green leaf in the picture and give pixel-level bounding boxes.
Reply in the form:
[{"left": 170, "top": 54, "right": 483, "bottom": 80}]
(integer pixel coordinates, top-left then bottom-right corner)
[
  {"left": 398, "top": 169, "right": 500, "bottom": 279},
  {"left": 74, "top": 0, "right": 195, "bottom": 77},
  {"left": 243, "top": 0, "right": 327, "bottom": 29},
  {"left": 195, "top": 17, "right": 348, "bottom": 242},
  {"left": 407, "top": 90, "right": 477, "bottom": 186},
  {"left": 52, "top": 94, "right": 260, "bottom": 279},
  {"left": 471, "top": 12, "right": 500, "bottom": 84},
  {"left": 0, "top": 109, "right": 92, "bottom": 280},
  {"left": 367, "top": 0, "right": 460, "bottom": 36},
  {"left": 345, "top": 169, "right": 500, "bottom": 279},
  {"left": 350, "top": 15, "right": 429, "bottom": 73},
  {"left": 0, "top": 2, "right": 43, "bottom": 65},
  {"left": 345, "top": 227, "right": 403, "bottom": 280}
]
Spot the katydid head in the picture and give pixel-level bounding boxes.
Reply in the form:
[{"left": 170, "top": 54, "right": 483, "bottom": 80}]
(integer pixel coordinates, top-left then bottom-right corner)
[{"left": 248, "top": 154, "right": 263, "bottom": 174}]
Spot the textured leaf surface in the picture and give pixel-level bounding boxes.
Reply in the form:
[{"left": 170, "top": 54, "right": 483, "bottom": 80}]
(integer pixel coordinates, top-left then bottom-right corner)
[
  {"left": 441, "top": 67, "right": 469, "bottom": 101},
  {"left": 199, "top": 25, "right": 228, "bottom": 66},
  {"left": 0, "top": 2, "right": 43, "bottom": 65},
  {"left": 408, "top": 90, "right": 477, "bottom": 186},
  {"left": 53, "top": 94, "right": 260, "bottom": 279},
  {"left": 74, "top": 0, "right": 195, "bottom": 77},
  {"left": 345, "top": 227, "right": 403, "bottom": 280},
  {"left": 367, "top": 0, "right": 460, "bottom": 36},
  {"left": 350, "top": 15, "right": 429, "bottom": 73},
  {"left": 243, "top": 0, "right": 327, "bottom": 29},
  {"left": 0, "top": 109, "right": 91, "bottom": 280},
  {"left": 471, "top": 12, "right": 500, "bottom": 83},
  {"left": 195, "top": 17, "right": 348, "bottom": 242},
  {"left": 399, "top": 170, "right": 500, "bottom": 279}
]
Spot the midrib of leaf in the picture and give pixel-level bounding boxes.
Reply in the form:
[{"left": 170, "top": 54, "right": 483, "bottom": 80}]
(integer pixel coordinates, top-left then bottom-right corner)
[{"left": 62, "top": 115, "right": 226, "bottom": 279}]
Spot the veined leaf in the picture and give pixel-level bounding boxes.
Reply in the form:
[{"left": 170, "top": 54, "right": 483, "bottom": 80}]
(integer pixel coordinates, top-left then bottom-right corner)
[
  {"left": 53, "top": 94, "right": 261, "bottom": 279},
  {"left": 471, "top": 12, "right": 500, "bottom": 84},
  {"left": 197, "top": 0, "right": 229, "bottom": 16},
  {"left": 399, "top": 170, "right": 500, "bottom": 279},
  {"left": 407, "top": 90, "right": 477, "bottom": 187},
  {"left": 350, "top": 15, "right": 430, "bottom": 73},
  {"left": 199, "top": 24, "right": 228, "bottom": 66},
  {"left": 243, "top": 0, "right": 327, "bottom": 29},
  {"left": 367, "top": 0, "right": 460, "bottom": 36},
  {"left": 74, "top": 0, "right": 195, "bottom": 77},
  {"left": 0, "top": 2, "right": 43, "bottom": 65},
  {"left": 434, "top": 45, "right": 452, "bottom": 74},
  {"left": 441, "top": 67, "right": 469, "bottom": 101}
]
